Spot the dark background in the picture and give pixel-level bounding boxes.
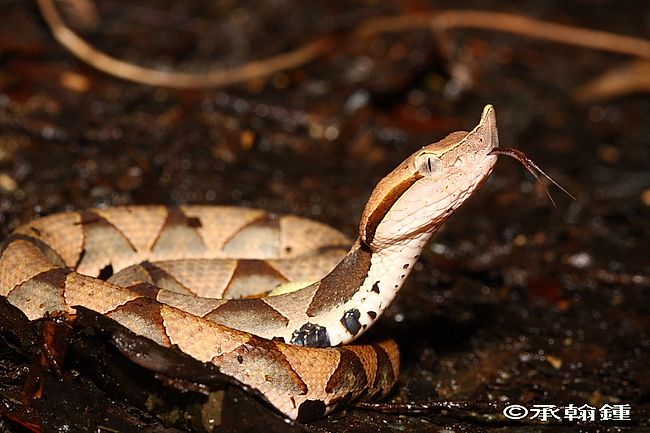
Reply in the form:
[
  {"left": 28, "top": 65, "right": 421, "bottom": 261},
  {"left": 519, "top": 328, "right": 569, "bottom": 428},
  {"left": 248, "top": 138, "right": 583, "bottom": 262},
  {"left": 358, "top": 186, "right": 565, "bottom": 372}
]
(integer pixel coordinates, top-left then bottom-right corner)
[{"left": 0, "top": 1, "right": 648, "bottom": 432}]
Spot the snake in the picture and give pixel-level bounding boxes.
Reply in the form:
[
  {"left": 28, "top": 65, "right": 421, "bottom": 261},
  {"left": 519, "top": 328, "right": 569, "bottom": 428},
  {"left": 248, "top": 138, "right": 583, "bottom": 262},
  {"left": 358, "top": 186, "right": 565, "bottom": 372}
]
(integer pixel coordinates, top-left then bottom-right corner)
[{"left": 0, "top": 105, "right": 499, "bottom": 422}]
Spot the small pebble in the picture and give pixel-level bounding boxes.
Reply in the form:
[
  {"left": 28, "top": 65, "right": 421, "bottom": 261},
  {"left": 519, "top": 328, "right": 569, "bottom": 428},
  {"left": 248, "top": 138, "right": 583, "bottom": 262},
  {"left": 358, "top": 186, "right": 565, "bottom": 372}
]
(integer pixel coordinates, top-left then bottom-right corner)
[
  {"left": 0, "top": 172, "right": 17, "bottom": 192},
  {"left": 546, "top": 354, "right": 563, "bottom": 369},
  {"left": 641, "top": 188, "right": 650, "bottom": 206},
  {"left": 566, "top": 252, "right": 593, "bottom": 268},
  {"left": 597, "top": 144, "right": 619, "bottom": 163},
  {"left": 513, "top": 234, "right": 527, "bottom": 247},
  {"left": 59, "top": 72, "right": 90, "bottom": 93}
]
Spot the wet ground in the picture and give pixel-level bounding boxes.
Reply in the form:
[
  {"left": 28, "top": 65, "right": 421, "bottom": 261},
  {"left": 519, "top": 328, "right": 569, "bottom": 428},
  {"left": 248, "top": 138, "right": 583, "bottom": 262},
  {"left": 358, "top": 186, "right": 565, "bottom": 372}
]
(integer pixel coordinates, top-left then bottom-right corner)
[{"left": 0, "top": 1, "right": 648, "bottom": 432}]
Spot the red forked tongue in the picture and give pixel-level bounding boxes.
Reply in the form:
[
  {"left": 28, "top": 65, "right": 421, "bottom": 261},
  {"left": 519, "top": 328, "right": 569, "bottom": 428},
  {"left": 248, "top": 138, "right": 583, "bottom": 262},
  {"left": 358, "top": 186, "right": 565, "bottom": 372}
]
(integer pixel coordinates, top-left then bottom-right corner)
[{"left": 489, "top": 147, "right": 576, "bottom": 207}]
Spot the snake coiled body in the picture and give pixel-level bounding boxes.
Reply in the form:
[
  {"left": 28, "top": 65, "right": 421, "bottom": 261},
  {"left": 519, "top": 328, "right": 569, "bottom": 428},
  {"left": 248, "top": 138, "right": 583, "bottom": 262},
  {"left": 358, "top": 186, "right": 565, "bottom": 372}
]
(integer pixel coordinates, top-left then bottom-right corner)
[{"left": 0, "top": 106, "right": 499, "bottom": 421}]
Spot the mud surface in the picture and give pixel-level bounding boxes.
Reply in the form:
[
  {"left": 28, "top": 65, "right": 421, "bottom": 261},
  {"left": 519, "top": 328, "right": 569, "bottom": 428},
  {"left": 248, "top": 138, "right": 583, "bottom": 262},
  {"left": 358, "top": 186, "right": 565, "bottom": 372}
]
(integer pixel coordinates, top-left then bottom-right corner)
[{"left": 0, "top": 1, "right": 648, "bottom": 432}]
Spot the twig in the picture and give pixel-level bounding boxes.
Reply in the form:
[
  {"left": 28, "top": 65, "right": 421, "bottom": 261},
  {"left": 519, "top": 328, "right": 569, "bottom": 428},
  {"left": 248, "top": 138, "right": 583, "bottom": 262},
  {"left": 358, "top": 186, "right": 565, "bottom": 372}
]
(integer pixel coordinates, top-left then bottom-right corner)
[
  {"left": 592, "top": 269, "right": 650, "bottom": 286},
  {"left": 353, "top": 400, "right": 533, "bottom": 425},
  {"left": 37, "top": 0, "right": 334, "bottom": 88},
  {"left": 37, "top": 1, "right": 650, "bottom": 89},
  {"left": 357, "top": 11, "right": 650, "bottom": 60},
  {"left": 353, "top": 400, "right": 501, "bottom": 417},
  {"left": 574, "top": 60, "right": 650, "bottom": 102}
]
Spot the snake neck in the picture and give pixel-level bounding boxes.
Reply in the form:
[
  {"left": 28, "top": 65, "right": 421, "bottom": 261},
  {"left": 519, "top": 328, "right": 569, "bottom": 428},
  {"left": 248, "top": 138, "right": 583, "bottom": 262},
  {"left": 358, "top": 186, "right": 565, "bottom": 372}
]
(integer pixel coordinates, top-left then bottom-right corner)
[{"left": 307, "top": 230, "right": 433, "bottom": 346}]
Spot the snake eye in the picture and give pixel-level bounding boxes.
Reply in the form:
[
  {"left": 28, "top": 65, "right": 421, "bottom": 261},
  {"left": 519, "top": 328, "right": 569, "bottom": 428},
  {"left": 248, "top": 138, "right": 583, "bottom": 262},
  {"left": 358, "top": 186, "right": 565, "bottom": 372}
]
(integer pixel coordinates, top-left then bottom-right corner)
[{"left": 415, "top": 152, "right": 442, "bottom": 176}]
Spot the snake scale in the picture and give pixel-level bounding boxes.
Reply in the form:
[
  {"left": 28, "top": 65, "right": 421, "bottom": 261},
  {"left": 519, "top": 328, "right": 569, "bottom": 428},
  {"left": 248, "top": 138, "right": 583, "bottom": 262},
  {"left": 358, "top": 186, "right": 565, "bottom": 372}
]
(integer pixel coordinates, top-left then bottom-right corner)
[{"left": 0, "top": 106, "right": 499, "bottom": 422}]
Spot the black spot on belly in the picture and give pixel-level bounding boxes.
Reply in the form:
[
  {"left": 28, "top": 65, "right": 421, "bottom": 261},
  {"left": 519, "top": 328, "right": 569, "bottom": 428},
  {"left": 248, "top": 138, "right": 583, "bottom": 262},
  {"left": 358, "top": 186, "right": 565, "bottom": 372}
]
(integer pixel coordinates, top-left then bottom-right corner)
[
  {"left": 98, "top": 264, "right": 114, "bottom": 280},
  {"left": 371, "top": 281, "right": 380, "bottom": 293},
  {"left": 341, "top": 308, "right": 361, "bottom": 335},
  {"left": 297, "top": 399, "right": 326, "bottom": 423},
  {"left": 237, "top": 355, "right": 243, "bottom": 364},
  {"left": 290, "top": 323, "right": 330, "bottom": 347},
  {"left": 403, "top": 263, "right": 409, "bottom": 269},
  {"left": 367, "top": 311, "right": 377, "bottom": 320}
]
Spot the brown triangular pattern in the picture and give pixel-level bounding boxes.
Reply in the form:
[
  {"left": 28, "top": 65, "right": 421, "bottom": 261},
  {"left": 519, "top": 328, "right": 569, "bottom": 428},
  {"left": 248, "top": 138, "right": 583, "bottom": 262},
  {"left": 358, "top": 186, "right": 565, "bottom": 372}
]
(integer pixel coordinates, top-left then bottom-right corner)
[
  {"left": 13, "top": 212, "right": 83, "bottom": 268},
  {"left": 75, "top": 210, "right": 139, "bottom": 275},
  {"left": 222, "top": 259, "right": 289, "bottom": 298},
  {"left": 306, "top": 242, "right": 372, "bottom": 317},
  {"left": 106, "top": 297, "right": 171, "bottom": 347},
  {"left": 325, "top": 348, "right": 368, "bottom": 394},
  {"left": 95, "top": 206, "right": 167, "bottom": 253},
  {"left": 371, "top": 343, "right": 395, "bottom": 392},
  {"left": 275, "top": 342, "right": 340, "bottom": 391},
  {"left": 343, "top": 345, "right": 379, "bottom": 393},
  {"left": 6, "top": 268, "right": 72, "bottom": 320},
  {"left": 0, "top": 239, "right": 57, "bottom": 296},
  {"left": 140, "top": 261, "right": 194, "bottom": 295},
  {"left": 204, "top": 298, "right": 290, "bottom": 333},
  {"left": 279, "top": 215, "right": 351, "bottom": 259},
  {"left": 152, "top": 259, "right": 236, "bottom": 298},
  {"left": 125, "top": 281, "right": 162, "bottom": 300},
  {"left": 151, "top": 207, "right": 206, "bottom": 258},
  {"left": 221, "top": 213, "right": 281, "bottom": 258},
  {"left": 220, "top": 337, "right": 308, "bottom": 395},
  {"left": 180, "top": 206, "right": 266, "bottom": 257}
]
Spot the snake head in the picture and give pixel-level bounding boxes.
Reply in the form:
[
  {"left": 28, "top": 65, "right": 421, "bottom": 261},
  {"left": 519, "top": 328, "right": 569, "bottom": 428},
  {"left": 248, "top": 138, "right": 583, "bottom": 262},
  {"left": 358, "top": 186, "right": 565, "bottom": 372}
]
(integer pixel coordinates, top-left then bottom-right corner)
[{"left": 360, "top": 104, "right": 499, "bottom": 250}]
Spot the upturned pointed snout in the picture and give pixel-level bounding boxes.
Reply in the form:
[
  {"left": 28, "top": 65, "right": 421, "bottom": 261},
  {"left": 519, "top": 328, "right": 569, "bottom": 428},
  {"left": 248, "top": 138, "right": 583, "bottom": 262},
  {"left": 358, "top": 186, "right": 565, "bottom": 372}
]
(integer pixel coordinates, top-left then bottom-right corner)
[{"left": 477, "top": 104, "right": 499, "bottom": 155}]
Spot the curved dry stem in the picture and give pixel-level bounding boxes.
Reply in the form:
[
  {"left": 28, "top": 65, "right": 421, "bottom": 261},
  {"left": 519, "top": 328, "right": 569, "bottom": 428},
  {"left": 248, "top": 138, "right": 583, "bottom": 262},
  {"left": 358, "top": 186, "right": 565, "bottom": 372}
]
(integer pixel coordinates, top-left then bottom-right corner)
[
  {"left": 358, "top": 10, "right": 650, "bottom": 59},
  {"left": 574, "top": 60, "right": 650, "bottom": 102},
  {"left": 37, "top": 0, "right": 333, "bottom": 89},
  {"left": 38, "top": 1, "right": 650, "bottom": 89}
]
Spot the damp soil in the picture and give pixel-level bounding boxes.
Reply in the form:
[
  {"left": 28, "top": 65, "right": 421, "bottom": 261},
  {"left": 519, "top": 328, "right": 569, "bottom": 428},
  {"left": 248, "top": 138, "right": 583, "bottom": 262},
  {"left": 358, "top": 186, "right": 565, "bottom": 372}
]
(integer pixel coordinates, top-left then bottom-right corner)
[{"left": 0, "top": 1, "right": 648, "bottom": 432}]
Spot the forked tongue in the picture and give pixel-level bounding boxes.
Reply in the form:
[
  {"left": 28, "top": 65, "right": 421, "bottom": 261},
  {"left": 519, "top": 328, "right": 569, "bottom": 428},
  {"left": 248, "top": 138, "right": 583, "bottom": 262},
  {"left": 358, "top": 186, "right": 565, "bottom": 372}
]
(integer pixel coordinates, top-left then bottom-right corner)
[{"left": 489, "top": 147, "right": 575, "bottom": 207}]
